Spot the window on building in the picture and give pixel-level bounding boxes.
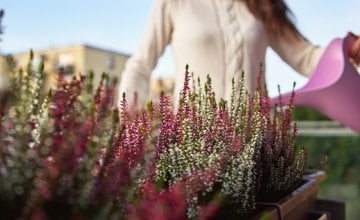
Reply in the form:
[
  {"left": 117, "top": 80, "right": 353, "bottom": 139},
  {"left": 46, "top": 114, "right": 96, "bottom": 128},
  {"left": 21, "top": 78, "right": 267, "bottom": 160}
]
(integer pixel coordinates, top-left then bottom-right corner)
[
  {"left": 55, "top": 53, "right": 74, "bottom": 75},
  {"left": 106, "top": 55, "right": 115, "bottom": 70}
]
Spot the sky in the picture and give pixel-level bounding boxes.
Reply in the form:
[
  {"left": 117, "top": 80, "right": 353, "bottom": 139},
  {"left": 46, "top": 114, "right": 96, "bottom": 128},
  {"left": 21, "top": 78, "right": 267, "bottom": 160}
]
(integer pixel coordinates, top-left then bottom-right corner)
[{"left": 1, "top": 0, "right": 360, "bottom": 97}]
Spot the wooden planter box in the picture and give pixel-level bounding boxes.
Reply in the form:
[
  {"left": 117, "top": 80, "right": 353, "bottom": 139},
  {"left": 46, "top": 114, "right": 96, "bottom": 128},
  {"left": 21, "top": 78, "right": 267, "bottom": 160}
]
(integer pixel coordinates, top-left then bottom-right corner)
[{"left": 251, "top": 170, "right": 345, "bottom": 220}]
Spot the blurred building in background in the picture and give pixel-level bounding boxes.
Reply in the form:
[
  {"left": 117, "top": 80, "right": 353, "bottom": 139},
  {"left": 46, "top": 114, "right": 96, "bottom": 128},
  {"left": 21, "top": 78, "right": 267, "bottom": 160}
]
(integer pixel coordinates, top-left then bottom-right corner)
[
  {"left": 150, "top": 76, "right": 175, "bottom": 104},
  {"left": 0, "top": 44, "right": 175, "bottom": 102},
  {"left": 0, "top": 44, "right": 129, "bottom": 89}
]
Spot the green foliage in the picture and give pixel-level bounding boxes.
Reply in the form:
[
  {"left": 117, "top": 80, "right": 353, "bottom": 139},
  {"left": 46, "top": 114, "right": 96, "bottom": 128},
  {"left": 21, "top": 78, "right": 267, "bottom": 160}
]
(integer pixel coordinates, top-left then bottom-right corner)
[
  {"left": 299, "top": 135, "right": 360, "bottom": 219},
  {"left": 300, "top": 136, "right": 360, "bottom": 184},
  {"left": 292, "top": 107, "right": 330, "bottom": 121}
]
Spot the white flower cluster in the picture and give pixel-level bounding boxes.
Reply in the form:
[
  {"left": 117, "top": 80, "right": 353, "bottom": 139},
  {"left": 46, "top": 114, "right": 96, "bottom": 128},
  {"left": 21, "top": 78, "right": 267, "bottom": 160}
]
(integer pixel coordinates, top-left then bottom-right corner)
[
  {"left": 154, "top": 74, "right": 265, "bottom": 217},
  {"left": 29, "top": 92, "right": 52, "bottom": 148},
  {"left": 221, "top": 109, "right": 262, "bottom": 213}
]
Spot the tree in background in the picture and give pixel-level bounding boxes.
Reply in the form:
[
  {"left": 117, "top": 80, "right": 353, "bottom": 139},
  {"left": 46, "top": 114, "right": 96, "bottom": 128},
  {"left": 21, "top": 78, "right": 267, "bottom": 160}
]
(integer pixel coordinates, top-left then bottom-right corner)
[
  {"left": 0, "top": 9, "right": 4, "bottom": 41},
  {"left": 292, "top": 107, "right": 330, "bottom": 121},
  {"left": 294, "top": 106, "right": 360, "bottom": 219}
]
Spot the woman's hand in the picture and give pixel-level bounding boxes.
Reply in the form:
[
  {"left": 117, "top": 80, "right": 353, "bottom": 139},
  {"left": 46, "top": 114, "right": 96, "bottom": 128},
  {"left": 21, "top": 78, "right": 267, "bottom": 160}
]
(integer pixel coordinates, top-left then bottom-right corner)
[{"left": 349, "top": 32, "right": 360, "bottom": 66}]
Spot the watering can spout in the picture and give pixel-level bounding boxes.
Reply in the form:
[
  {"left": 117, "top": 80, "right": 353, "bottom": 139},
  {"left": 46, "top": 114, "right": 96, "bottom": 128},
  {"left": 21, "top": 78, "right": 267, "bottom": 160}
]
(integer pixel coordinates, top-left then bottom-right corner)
[{"left": 271, "top": 34, "right": 360, "bottom": 133}]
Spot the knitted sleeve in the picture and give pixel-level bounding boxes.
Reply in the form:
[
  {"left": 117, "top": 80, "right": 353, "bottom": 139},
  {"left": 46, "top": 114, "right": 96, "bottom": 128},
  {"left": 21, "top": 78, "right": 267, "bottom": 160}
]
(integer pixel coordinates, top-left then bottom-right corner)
[
  {"left": 118, "top": 0, "right": 173, "bottom": 108},
  {"left": 269, "top": 33, "right": 324, "bottom": 78}
]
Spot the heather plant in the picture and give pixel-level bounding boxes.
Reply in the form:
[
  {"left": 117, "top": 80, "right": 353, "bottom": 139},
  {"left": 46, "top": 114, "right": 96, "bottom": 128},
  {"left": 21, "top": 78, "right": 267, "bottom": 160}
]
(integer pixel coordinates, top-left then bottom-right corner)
[
  {"left": 0, "top": 51, "right": 307, "bottom": 219},
  {"left": 0, "top": 55, "right": 218, "bottom": 219},
  {"left": 0, "top": 53, "right": 122, "bottom": 218},
  {"left": 154, "top": 67, "right": 262, "bottom": 217},
  {"left": 255, "top": 83, "right": 307, "bottom": 201},
  {"left": 153, "top": 65, "right": 307, "bottom": 218}
]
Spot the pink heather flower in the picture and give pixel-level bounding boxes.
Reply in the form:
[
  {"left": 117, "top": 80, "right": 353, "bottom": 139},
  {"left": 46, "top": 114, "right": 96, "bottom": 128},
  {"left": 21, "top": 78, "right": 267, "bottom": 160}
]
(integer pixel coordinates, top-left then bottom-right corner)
[
  {"left": 129, "top": 181, "right": 188, "bottom": 220},
  {"left": 156, "top": 92, "right": 176, "bottom": 158}
]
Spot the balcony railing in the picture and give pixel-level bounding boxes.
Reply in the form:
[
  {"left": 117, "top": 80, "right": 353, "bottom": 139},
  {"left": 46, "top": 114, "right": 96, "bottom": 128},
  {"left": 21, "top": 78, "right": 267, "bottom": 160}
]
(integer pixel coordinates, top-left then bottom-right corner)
[{"left": 295, "top": 120, "right": 358, "bottom": 137}]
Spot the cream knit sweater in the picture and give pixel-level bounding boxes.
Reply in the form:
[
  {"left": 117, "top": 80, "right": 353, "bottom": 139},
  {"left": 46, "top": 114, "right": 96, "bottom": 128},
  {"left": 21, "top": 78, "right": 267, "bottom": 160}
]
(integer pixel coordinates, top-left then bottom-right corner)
[{"left": 119, "top": 0, "right": 324, "bottom": 107}]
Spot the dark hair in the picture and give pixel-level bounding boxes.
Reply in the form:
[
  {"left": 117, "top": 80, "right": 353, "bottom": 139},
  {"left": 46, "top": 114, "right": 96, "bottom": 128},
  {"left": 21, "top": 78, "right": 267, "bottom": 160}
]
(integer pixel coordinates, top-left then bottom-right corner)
[{"left": 244, "top": 0, "right": 302, "bottom": 40}]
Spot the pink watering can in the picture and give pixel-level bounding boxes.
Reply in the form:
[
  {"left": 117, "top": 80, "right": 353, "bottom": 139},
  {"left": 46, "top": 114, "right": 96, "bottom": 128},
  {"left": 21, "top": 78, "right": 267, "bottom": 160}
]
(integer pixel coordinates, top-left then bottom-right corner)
[{"left": 271, "top": 34, "right": 360, "bottom": 133}]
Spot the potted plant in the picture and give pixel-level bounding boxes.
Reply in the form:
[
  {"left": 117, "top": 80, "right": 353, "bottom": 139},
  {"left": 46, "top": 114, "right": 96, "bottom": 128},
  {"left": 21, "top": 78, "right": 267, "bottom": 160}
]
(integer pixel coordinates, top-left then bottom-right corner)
[
  {"left": 151, "top": 66, "right": 323, "bottom": 219},
  {"left": 0, "top": 54, "right": 335, "bottom": 219},
  {"left": 0, "top": 55, "right": 219, "bottom": 219}
]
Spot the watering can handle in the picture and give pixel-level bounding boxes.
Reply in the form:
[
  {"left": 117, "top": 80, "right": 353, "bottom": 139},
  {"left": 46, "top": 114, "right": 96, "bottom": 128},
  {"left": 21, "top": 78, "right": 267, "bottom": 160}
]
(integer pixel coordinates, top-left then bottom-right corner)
[{"left": 345, "top": 32, "right": 358, "bottom": 60}]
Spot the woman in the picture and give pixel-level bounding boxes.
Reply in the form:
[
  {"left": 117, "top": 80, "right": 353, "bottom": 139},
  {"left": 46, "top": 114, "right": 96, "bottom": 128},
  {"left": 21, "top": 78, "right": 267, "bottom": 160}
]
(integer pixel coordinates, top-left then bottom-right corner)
[{"left": 118, "top": 0, "right": 360, "bottom": 108}]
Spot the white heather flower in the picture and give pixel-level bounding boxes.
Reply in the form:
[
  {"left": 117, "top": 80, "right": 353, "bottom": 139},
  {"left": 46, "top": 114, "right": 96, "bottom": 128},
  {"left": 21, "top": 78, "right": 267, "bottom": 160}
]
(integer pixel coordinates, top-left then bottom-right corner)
[{"left": 29, "top": 93, "right": 51, "bottom": 148}]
